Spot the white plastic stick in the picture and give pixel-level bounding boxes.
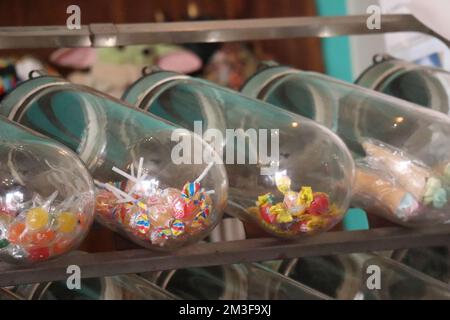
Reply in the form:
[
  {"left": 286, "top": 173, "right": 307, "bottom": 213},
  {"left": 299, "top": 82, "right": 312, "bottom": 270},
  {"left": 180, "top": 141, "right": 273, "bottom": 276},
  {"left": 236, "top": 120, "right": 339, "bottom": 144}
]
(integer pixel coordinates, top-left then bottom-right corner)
[
  {"left": 130, "top": 163, "right": 135, "bottom": 178},
  {"left": 195, "top": 161, "right": 214, "bottom": 183},
  {"left": 126, "top": 173, "right": 148, "bottom": 196},
  {"left": 137, "top": 157, "right": 144, "bottom": 179},
  {"left": 112, "top": 166, "right": 137, "bottom": 183}
]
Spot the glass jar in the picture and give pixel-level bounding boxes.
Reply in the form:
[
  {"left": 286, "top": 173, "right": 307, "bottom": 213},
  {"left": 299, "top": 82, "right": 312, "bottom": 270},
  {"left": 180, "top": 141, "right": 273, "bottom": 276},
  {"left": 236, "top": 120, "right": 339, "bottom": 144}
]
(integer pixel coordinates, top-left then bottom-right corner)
[
  {"left": 0, "top": 115, "right": 95, "bottom": 264},
  {"left": 0, "top": 75, "right": 228, "bottom": 251},
  {"left": 123, "top": 70, "right": 355, "bottom": 238},
  {"left": 242, "top": 65, "right": 450, "bottom": 227},
  {"left": 356, "top": 55, "right": 450, "bottom": 115}
]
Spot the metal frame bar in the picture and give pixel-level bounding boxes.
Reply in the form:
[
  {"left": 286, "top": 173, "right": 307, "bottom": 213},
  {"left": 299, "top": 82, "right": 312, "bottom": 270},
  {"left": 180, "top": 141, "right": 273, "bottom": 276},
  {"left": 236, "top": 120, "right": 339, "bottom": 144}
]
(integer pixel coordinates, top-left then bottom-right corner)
[
  {"left": 0, "top": 14, "right": 447, "bottom": 49},
  {"left": 0, "top": 226, "right": 449, "bottom": 287}
]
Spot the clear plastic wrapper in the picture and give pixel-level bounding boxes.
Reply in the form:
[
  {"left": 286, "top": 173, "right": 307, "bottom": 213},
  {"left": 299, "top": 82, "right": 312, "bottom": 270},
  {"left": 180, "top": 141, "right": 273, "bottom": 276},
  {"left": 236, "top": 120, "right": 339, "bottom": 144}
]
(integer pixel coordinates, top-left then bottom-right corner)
[
  {"left": 0, "top": 116, "right": 95, "bottom": 264},
  {"left": 0, "top": 75, "right": 228, "bottom": 250},
  {"left": 123, "top": 71, "right": 355, "bottom": 238},
  {"left": 242, "top": 65, "right": 450, "bottom": 226}
]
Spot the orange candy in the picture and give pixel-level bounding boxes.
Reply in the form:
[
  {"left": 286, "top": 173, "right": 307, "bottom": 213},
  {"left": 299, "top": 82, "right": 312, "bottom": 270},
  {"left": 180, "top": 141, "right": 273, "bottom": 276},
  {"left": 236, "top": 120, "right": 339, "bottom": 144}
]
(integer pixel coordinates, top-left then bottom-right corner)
[
  {"left": 52, "top": 238, "right": 74, "bottom": 255},
  {"left": 29, "top": 230, "right": 56, "bottom": 246},
  {"left": 8, "top": 223, "right": 26, "bottom": 244}
]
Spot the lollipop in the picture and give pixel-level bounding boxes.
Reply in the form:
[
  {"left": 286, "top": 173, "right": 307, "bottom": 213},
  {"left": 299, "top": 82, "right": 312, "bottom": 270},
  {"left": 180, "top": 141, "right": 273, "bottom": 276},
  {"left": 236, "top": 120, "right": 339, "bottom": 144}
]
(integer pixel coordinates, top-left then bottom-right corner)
[{"left": 95, "top": 158, "right": 216, "bottom": 247}]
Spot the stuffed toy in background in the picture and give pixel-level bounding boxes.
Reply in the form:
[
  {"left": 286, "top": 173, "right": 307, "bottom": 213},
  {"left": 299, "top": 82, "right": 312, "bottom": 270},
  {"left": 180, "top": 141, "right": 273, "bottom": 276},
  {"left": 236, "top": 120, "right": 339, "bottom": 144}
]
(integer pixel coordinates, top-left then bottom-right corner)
[{"left": 50, "top": 45, "right": 203, "bottom": 98}]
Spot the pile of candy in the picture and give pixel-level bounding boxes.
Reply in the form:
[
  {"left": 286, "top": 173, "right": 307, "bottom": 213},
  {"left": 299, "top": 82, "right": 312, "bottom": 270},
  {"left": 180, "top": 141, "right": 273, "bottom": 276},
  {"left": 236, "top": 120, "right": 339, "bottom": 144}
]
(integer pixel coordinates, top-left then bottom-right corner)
[
  {"left": 0, "top": 191, "right": 91, "bottom": 263},
  {"left": 248, "top": 172, "right": 341, "bottom": 237},
  {"left": 95, "top": 159, "right": 214, "bottom": 248}
]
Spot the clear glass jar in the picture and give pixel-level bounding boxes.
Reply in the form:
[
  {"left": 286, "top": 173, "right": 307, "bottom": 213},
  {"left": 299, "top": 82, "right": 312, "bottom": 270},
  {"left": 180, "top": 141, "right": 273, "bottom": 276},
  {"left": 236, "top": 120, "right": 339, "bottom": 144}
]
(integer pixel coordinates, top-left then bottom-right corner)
[
  {"left": 142, "top": 263, "right": 330, "bottom": 300},
  {"left": 0, "top": 116, "right": 95, "bottom": 264},
  {"left": 123, "top": 71, "right": 355, "bottom": 238},
  {"left": 0, "top": 76, "right": 228, "bottom": 251},
  {"left": 242, "top": 65, "right": 450, "bottom": 227},
  {"left": 356, "top": 55, "right": 450, "bottom": 115}
]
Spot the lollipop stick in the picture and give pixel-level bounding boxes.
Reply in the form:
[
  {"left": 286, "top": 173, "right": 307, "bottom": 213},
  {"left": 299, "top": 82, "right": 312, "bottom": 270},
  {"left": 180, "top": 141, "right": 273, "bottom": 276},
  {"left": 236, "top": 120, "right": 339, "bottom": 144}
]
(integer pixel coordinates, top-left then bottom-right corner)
[
  {"left": 137, "top": 157, "right": 144, "bottom": 180},
  {"left": 130, "top": 163, "right": 135, "bottom": 178},
  {"left": 195, "top": 162, "right": 214, "bottom": 183},
  {"left": 112, "top": 167, "right": 138, "bottom": 183}
]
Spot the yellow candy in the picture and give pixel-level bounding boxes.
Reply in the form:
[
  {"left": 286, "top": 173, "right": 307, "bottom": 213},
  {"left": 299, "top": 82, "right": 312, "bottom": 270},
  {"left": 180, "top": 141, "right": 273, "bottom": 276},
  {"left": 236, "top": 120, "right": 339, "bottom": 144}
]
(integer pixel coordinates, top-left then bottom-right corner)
[
  {"left": 276, "top": 210, "right": 293, "bottom": 223},
  {"left": 270, "top": 203, "right": 294, "bottom": 223},
  {"left": 257, "top": 193, "right": 274, "bottom": 206},
  {"left": 275, "top": 173, "right": 291, "bottom": 194},
  {"left": 137, "top": 201, "right": 147, "bottom": 210},
  {"left": 306, "top": 216, "right": 325, "bottom": 230},
  {"left": 57, "top": 211, "right": 78, "bottom": 233},
  {"left": 269, "top": 203, "right": 285, "bottom": 215},
  {"left": 26, "top": 207, "right": 49, "bottom": 230},
  {"left": 298, "top": 186, "right": 313, "bottom": 207}
]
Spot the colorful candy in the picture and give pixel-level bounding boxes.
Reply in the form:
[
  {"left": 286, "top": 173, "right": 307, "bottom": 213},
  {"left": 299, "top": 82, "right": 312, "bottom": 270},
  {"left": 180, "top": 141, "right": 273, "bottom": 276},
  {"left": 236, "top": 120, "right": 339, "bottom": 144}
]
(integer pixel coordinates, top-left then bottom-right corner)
[
  {"left": 130, "top": 212, "right": 151, "bottom": 235},
  {"left": 0, "top": 238, "right": 9, "bottom": 249},
  {"left": 57, "top": 211, "right": 78, "bottom": 233},
  {"left": 257, "top": 193, "right": 275, "bottom": 206},
  {"left": 29, "top": 230, "right": 56, "bottom": 246},
  {"left": 26, "top": 207, "right": 49, "bottom": 230},
  {"left": 308, "top": 193, "right": 330, "bottom": 215},
  {"left": 150, "top": 227, "right": 172, "bottom": 244},
  {"left": 298, "top": 187, "right": 313, "bottom": 207},
  {"left": 94, "top": 158, "right": 216, "bottom": 247},
  {"left": 148, "top": 205, "right": 172, "bottom": 227},
  {"left": 170, "top": 219, "right": 185, "bottom": 237},
  {"left": 182, "top": 182, "right": 201, "bottom": 203},
  {"left": 28, "top": 246, "right": 50, "bottom": 262},
  {"left": 251, "top": 182, "right": 340, "bottom": 237},
  {"left": 8, "top": 223, "right": 26, "bottom": 244},
  {"left": 0, "top": 189, "right": 93, "bottom": 263},
  {"left": 259, "top": 203, "right": 276, "bottom": 224}
]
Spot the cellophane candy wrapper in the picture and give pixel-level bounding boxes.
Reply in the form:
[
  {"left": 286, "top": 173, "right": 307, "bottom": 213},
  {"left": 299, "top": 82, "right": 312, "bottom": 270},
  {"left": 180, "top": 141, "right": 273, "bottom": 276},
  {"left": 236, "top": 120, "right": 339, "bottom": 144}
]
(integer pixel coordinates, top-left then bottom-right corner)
[
  {"left": 353, "top": 139, "right": 450, "bottom": 226},
  {"left": 122, "top": 71, "right": 355, "bottom": 239},
  {"left": 0, "top": 75, "right": 228, "bottom": 251},
  {"left": 0, "top": 120, "right": 95, "bottom": 264}
]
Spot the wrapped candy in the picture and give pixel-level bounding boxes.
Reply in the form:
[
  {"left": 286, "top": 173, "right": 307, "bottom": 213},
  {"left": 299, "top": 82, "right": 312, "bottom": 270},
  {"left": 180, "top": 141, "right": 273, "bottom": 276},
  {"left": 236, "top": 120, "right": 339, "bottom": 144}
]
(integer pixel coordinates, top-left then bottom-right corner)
[
  {"left": 0, "top": 75, "right": 227, "bottom": 250},
  {"left": 123, "top": 72, "right": 354, "bottom": 238},
  {"left": 242, "top": 64, "right": 450, "bottom": 226},
  {"left": 0, "top": 117, "right": 95, "bottom": 264}
]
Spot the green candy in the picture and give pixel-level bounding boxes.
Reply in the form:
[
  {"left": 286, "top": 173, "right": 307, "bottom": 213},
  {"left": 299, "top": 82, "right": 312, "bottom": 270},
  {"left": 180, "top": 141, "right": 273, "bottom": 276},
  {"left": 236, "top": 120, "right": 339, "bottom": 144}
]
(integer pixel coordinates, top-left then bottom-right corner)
[{"left": 0, "top": 238, "right": 9, "bottom": 249}]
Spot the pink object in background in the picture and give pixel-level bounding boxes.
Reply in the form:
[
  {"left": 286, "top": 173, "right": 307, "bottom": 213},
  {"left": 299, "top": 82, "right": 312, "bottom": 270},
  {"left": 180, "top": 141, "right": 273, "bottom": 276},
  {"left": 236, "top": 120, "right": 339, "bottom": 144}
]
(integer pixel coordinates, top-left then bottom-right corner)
[
  {"left": 157, "top": 50, "right": 202, "bottom": 74},
  {"left": 50, "top": 48, "right": 97, "bottom": 69}
]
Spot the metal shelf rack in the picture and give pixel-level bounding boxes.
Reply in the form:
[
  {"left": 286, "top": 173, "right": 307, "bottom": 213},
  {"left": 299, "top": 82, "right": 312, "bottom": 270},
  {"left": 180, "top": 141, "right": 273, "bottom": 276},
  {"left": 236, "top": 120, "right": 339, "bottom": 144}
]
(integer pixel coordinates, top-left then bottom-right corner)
[{"left": 0, "top": 14, "right": 449, "bottom": 287}]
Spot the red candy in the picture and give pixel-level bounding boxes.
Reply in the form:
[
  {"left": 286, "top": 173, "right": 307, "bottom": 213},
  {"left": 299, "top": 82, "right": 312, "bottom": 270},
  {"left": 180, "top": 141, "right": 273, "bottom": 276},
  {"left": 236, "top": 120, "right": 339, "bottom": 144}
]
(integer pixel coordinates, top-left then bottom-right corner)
[
  {"left": 308, "top": 193, "right": 329, "bottom": 215},
  {"left": 28, "top": 247, "right": 50, "bottom": 261},
  {"left": 183, "top": 201, "right": 200, "bottom": 220},
  {"left": 259, "top": 204, "right": 276, "bottom": 224}
]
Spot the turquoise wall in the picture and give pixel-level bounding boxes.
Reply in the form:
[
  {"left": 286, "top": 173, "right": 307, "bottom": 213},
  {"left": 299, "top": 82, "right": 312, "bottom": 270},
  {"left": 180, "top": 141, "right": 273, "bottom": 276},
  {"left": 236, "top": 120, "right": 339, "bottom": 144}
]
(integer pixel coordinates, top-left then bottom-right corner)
[
  {"left": 315, "top": 0, "right": 353, "bottom": 83},
  {"left": 316, "top": 0, "right": 369, "bottom": 230}
]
